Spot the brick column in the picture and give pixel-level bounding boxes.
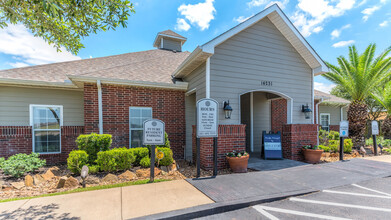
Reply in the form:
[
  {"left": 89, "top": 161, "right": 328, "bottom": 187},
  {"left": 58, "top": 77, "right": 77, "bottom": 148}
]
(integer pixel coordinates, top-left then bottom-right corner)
[
  {"left": 192, "top": 124, "right": 246, "bottom": 170},
  {"left": 282, "top": 124, "right": 318, "bottom": 161},
  {"left": 271, "top": 99, "right": 287, "bottom": 133}
]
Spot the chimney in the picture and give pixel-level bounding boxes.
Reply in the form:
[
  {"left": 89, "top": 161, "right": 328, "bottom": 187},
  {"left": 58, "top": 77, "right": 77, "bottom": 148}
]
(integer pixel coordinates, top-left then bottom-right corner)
[{"left": 153, "top": 30, "right": 187, "bottom": 52}]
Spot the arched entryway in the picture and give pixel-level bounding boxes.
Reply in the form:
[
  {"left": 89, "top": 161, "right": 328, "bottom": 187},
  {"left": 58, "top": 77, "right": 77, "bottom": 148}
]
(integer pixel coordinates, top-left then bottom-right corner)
[{"left": 239, "top": 89, "right": 292, "bottom": 156}]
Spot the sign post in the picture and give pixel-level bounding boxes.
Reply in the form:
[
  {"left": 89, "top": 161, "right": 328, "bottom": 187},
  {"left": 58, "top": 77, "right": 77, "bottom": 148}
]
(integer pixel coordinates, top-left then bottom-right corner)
[
  {"left": 372, "top": 120, "right": 379, "bottom": 156},
  {"left": 339, "top": 121, "right": 349, "bottom": 161},
  {"left": 143, "top": 119, "right": 165, "bottom": 182},
  {"left": 196, "top": 98, "right": 219, "bottom": 178}
]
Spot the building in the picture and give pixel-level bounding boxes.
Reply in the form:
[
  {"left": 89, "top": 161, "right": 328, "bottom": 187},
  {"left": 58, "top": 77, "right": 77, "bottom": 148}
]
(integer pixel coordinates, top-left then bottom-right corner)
[
  {"left": 314, "top": 90, "right": 350, "bottom": 132},
  {"left": 0, "top": 5, "right": 329, "bottom": 169}
]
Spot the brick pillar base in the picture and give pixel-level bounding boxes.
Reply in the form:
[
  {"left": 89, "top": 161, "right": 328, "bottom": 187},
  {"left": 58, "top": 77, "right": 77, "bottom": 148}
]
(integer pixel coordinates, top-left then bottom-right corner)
[
  {"left": 192, "top": 125, "right": 246, "bottom": 170},
  {"left": 282, "top": 124, "right": 318, "bottom": 161}
]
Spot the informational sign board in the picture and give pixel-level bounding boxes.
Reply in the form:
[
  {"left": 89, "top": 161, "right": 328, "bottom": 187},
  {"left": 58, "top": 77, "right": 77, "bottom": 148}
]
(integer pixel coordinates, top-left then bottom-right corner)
[
  {"left": 340, "top": 121, "right": 349, "bottom": 137},
  {"left": 372, "top": 120, "right": 379, "bottom": 136},
  {"left": 197, "top": 98, "right": 218, "bottom": 138},
  {"left": 262, "top": 131, "right": 282, "bottom": 159},
  {"left": 143, "top": 119, "right": 165, "bottom": 145}
]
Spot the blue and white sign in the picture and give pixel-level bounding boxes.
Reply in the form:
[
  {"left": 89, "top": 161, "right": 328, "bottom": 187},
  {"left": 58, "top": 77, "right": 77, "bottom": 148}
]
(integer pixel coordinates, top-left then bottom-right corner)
[
  {"left": 372, "top": 120, "right": 379, "bottom": 136},
  {"left": 340, "top": 121, "right": 349, "bottom": 137},
  {"left": 263, "top": 131, "right": 282, "bottom": 159}
]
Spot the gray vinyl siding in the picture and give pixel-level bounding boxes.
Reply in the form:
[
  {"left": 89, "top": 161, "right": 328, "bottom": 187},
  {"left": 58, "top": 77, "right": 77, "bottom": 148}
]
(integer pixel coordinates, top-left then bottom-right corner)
[
  {"left": 210, "top": 17, "right": 313, "bottom": 125},
  {"left": 0, "top": 86, "right": 84, "bottom": 126},
  {"left": 319, "top": 105, "right": 347, "bottom": 125},
  {"left": 161, "top": 38, "right": 182, "bottom": 51},
  {"left": 253, "top": 92, "right": 271, "bottom": 153},
  {"left": 185, "top": 93, "right": 196, "bottom": 161},
  {"left": 183, "top": 63, "right": 206, "bottom": 101}
]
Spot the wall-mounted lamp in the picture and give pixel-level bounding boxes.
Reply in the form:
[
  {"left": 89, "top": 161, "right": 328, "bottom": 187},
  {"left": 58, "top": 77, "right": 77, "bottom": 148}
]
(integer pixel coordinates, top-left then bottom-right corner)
[
  {"left": 223, "top": 100, "right": 233, "bottom": 119},
  {"left": 301, "top": 104, "right": 312, "bottom": 119}
]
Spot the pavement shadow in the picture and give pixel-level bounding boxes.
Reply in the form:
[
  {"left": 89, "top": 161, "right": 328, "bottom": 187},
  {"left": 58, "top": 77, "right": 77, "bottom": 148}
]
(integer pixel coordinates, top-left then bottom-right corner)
[{"left": 0, "top": 203, "right": 80, "bottom": 220}]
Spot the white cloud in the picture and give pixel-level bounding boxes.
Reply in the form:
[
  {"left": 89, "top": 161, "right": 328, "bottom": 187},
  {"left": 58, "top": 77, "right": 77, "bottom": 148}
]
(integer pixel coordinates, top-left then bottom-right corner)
[
  {"left": 233, "top": 15, "right": 253, "bottom": 23},
  {"left": 315, "top": 82, "right": 336, "bottom": 93},
  {"left": 332, "top": 40, "right": 355, "bottom": 48},
  {"left": 177, "top": 0, "right": 216, "bottom": 31},
  {"left": 362, "top": 5, "right": 380, "bottom": 21},
  {"left": 291, "top": 0, "right": 356, "bottom": 37},
  {"left": 330, "top": 24, "right": 351, "bottom": 39},
  {"left": 247, "top": 0, "right": 289, "bottom": 9},
  {"left": 8, "top": 62, "right": 29, "bottom": 68},
  {"left": 0, "top": 24, "right": 80, "bottom": 68},
  {"left": 380, "top": 20, "right": 389, "bottom": 27},
  {"left": 248, "top": 0, "right": 268, "bottom": 7},
  {"left": 175, "top": 18, "right": 191, "bottom": 31}
]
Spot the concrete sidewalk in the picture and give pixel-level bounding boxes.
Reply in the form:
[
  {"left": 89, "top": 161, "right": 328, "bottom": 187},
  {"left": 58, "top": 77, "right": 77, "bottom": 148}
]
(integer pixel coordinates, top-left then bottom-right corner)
[{"left": 0, "top": 180, "right": 213, "bottom": 220}]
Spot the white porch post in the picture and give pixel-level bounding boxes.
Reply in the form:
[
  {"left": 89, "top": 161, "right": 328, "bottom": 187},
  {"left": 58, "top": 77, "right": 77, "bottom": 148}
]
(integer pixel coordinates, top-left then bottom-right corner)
[{"left": 205, "top": 57, "right": 211, "bottom": 98}]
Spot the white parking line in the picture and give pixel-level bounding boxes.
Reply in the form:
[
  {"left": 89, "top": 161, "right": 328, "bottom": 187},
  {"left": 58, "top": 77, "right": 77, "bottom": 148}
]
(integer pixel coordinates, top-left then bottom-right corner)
[
  {"left": 253, "top": 205, "right": 351, "bottom": 220},
  {"left": 290, "top": 197, "right": 391, "bottom": 212},
  {"left": 351, "top": 184, "right": 391, "bottom": 197},
  {"left": 323, "top": 189, "right": 391, "bottom": 199},
  {"left": 253, "top": 207, "right": 279, "bottom": 220}
]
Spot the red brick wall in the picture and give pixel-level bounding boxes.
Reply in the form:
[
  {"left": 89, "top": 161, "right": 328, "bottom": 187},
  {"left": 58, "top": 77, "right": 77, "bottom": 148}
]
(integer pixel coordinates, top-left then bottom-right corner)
[
  {"left": 0, "top": 126, "right": 83, "bottom": 164},
  {"left": 192, "top": 125, "right": 246, "bottom": 170},
  {"left": 271, "top": 99, "right": 287, "bottom": 133},
  {"left": 282, "top": 124, "right": 318, "bottom": 161},
  {"left": 329, "top": 125, "right": 340, "bottom": 132},
  {"left": 84, "top": 83, "right": 186, "bottom": 159}
]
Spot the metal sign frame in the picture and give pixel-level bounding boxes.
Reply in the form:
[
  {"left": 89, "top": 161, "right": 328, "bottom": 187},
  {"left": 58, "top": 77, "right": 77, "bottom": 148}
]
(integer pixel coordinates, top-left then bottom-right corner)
[
  {"left": 143, "top": 119, "right": 165, "bottom": 146},
  {"left": 196, "top": 98, "right": 219, "bottom": 138},
  {"left": 339, "top": 120, "right": 349, "bottom": 138}
]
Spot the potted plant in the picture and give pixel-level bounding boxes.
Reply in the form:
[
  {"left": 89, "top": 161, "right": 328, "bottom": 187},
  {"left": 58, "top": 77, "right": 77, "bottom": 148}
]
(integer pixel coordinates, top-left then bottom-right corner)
[
  {"left": 302, "top": 145, "right": 324, "bottom": 164},
  {"left": 226, "top": 150, "right": 249, "bottom": 173}
]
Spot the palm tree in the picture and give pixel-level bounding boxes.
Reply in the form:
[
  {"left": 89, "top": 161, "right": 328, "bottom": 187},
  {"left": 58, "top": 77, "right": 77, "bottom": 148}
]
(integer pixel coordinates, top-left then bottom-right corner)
[
  {"left": 372, "top": 81, "right": 391, "bottom": 138},
  {"left": 324, "top": 44, "right": 391, "bottom": 148}
]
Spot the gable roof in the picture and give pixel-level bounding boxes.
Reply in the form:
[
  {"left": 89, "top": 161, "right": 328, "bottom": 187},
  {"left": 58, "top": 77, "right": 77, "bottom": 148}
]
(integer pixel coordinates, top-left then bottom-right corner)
[
  {"left": 0, "top": 49, "right": 190, "bottom": 89},
  {"left": 173, "top": 4, "right": 329, "bottom": 78},
  {"left": 314, "top": 89, "right": 350, "bottom": 105}
]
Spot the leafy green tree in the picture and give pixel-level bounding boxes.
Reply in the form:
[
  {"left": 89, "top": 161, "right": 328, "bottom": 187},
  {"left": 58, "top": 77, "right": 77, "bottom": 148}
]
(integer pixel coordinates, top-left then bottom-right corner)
[
  {"left": 372, "top": 81, "right": 391, "bottom": 137},
  {"left": 324, "top": 44, "right": 391, "bottom": 148},
  {"left": 0, "top": 0, "right": 135, "bottom": 54}
]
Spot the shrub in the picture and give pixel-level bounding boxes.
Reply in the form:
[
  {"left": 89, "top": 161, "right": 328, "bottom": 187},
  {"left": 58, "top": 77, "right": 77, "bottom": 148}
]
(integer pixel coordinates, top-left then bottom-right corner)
[
  {"left": 67, "top": 150, "right": 89, "bottom": 174},
  {"left": 130, "top": 147, "right": 149, "bottom": 166},
  {"left": 140, "top": 156, "right": 150, "bottom": 168},
  {"left": 328, "top": 130, "right": 340, "bottom": 141},
  {"left": 329, "top": 140, "right": 339, "bottom": 153},
  {"left": 2, "top": 153, "right": 46, "bottom": 178},
  {"left": 0, "top": 157, "right": 5, "bottom": 168},
  {"left": 344, "top": 139, "right": 353, "bottom": 153},
  {"left": 318, "top": 145, "right": 330, "bottom": 152},
  {"left": 156, "top": 147, "right": 174, "bottom": 166},
  {"left": 88, "top": 165, "right": 100, "bottom": 174},
  {"left": 96, "top": 147, "right": 135, "bottom": 172},
  {"left": 76, "top": 133, "right": 112, "bottom": 164}
]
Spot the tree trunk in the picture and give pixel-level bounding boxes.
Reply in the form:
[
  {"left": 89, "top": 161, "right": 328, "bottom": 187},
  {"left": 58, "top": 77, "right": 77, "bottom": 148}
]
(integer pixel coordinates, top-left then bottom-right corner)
[
  {"left": 348, "top": 100, "right": 368, "bottom": 149},
  {"left": 382, "top": 116, "right": 391, "bottom": 139}
]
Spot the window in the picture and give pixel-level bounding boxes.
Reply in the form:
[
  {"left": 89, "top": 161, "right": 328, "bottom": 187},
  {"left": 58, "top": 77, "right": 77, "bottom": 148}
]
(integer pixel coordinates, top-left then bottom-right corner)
[
  {"left": 30, "top": 105, "right": 63, "bottom": 153},
  {"left": 320, "top": 113, "right": 330, "bottom": 131},
  {"left": 129, "top": 107, "right": 152, "bottom": 148}
]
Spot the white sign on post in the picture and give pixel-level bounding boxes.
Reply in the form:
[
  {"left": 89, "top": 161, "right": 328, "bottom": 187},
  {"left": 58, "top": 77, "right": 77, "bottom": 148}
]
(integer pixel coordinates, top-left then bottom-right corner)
[
  {"left": 143, "top": 119, "right": 165, "bottom": 145},
  {"left": 372, "top": 120, "right": 379, "bottom": 135},
  {"left": 340, "top": 121, "right": 349, "bottom": 137},
  {"left": 197, "top": 98, "right": 218, "bottom": 138}
]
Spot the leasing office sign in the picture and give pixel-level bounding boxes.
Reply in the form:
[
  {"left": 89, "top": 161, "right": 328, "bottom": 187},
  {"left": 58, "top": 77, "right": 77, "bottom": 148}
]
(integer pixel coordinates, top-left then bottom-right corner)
[{"left": 197, "top": 98, "right": 218, "bottom": 138}]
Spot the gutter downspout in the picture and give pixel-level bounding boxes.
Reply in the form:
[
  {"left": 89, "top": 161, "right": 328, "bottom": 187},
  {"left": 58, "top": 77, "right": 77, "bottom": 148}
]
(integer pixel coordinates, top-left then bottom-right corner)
[
  {"left": 341, "top": 105, "right": 347, "bottom": 121},
  {"left": 316, "top": 98, "right": 324, "bottom": 145},
  {"left": 97, "top": 80, "right": 103, "bottom": 134}
]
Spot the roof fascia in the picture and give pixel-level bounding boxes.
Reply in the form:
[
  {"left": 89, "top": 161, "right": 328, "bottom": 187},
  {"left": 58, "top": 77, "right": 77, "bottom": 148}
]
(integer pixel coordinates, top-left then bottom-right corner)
[{"left": 0, "top": 78, "right": 79, "bottom": 89}]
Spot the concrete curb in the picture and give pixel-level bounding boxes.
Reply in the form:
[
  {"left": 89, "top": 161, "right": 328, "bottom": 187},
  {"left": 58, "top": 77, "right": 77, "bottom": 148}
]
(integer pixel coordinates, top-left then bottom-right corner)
[{"left": 131, "top": 189, "right": 316, "bottom": 220}]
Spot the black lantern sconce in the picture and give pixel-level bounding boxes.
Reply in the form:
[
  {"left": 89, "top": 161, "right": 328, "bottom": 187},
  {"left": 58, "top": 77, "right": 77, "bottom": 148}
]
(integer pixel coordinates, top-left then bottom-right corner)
[
  {"left": 301, "top": 104, "right": 312, "bottom": 119},
  {"left": 223, "top": 100, "right": 233, "bottom": 119}
]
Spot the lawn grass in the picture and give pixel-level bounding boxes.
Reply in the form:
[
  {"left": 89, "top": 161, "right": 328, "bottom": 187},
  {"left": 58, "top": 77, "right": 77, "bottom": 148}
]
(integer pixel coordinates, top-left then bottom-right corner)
[{"left": 0, "top": 178, "right": 171, "bottom": 203}]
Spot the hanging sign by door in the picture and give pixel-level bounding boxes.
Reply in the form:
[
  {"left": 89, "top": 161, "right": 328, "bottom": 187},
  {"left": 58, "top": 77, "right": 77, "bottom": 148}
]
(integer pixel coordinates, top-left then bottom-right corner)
[
  {"left": 196, "top": 98, "right": 219, "bottom": 138},
  {"left": 262, "top": 131, "right": 282, "bottom": 159}
]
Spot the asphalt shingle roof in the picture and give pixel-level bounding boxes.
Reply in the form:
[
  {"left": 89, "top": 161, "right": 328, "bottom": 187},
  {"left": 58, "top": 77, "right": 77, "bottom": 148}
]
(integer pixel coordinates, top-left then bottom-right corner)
[
  {"left": 158, "top": 30, "right": 186, "bottom": 39},
  {"left": 315, "top": 89, "right": 350, "bottom": 105}
]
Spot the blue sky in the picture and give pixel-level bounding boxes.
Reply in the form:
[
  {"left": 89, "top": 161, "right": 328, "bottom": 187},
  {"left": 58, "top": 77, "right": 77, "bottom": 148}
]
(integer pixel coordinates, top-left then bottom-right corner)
[{"left": 0, "top": 0, "right": 390, "bottom": 92}]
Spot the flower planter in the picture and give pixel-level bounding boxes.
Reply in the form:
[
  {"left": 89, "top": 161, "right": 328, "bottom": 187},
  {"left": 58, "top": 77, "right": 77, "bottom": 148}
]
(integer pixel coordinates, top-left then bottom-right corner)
[
  {"left": 226, "top": 155, "right": 249, "bottom": 173},
  {"left": 303, "top": 149, "right": 324, "bottom": 164}
]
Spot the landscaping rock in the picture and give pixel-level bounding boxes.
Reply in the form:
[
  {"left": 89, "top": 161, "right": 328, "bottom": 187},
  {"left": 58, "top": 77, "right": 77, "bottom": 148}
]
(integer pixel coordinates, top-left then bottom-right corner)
[
  {"left": 11, "top": 182, "right": 24, "bottom": 190},
  {"left": 33, "top": 174, "right": 45, "bottom": 185},
  {"left": 85, "top": 176, "right": 100, "bottom": 185},
  {"left": 160, "top": 166, "right": 169, "bottom": 173},
  {"left": 102, "top": 174, "right": 119, "bottom": 183},
  {"left": 64, "top": 176, "right": 79, "bottom": 188},
  {"left": 56, "top": 176, "right": 68, "bottom": 188},
  {"left": 118, "top": 170, "right": 137, "bottom": 181},
  {"left": 169, "top": 162, "right": 177, "bottom": 174},
  {"left": 136, "top": 168, "right": 161, "bottom": 178},
  {"left": 25, "top": 175, "right": 34, "bottom": 187},
  {"left": 49, "top": 166, "right": 62, "bottom": 176},
  {"left": 41, "top": 169, "right": 55, "bottom": 181}
]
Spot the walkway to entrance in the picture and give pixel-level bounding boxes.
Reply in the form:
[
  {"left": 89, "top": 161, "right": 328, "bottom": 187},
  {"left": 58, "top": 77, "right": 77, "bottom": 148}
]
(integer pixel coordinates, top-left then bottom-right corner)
[{"left": 248, "top": 156, "right": 307, "bottom": 171}]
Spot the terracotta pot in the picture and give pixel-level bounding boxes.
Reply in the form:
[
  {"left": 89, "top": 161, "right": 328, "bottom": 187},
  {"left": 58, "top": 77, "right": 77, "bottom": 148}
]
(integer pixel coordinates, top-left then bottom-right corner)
[
  {"left": 303, "top": 149, "right": 324, "bottom": 164},
  {"left": 226, "top": 155, "right": 249, "bottom": 173}
]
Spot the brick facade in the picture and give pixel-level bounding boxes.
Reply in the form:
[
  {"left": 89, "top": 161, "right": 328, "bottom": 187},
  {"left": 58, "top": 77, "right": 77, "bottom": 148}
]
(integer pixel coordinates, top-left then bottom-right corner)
[
  {"left": 271, "top": 99, "right": 287, "bottom": 132},
  {"left": 84, "top": 83, "right": 186, "bottom": 159},
  {"left": 282, "top": 124, "right": 318, "bottom": 161},
  {"left": 329, "top": 125, "right": 340, "bottom": 132},
  {"left": 0, "top": 126, "right": 83, "bottom": 164},
  {"left": 192, "top": 125, "right": 246, "bottom": 170}
]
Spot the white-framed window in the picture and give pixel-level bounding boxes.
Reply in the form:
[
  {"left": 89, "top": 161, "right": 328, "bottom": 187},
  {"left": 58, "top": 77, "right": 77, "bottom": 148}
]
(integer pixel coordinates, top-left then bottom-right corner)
[
  {"left": 129, "top": 107, "right": 152, "bottom": 148},
  {"left": 320, "top": 113, "right": 330, "bottom": 132},
  {"left": 30, "top": 105, "right": 63, "bottom": 154}
]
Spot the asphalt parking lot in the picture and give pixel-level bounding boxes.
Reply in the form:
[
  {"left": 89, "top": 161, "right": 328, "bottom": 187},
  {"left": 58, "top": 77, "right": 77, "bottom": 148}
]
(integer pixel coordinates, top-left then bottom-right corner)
[{"left": 198, "top": 177, "right": 391, "bottom": 220}]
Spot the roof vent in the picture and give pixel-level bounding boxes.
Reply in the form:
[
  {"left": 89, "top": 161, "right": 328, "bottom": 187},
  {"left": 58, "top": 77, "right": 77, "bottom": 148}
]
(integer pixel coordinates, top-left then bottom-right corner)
[{"left": 153, "top": 30, "right": 187, "bottom": 52}]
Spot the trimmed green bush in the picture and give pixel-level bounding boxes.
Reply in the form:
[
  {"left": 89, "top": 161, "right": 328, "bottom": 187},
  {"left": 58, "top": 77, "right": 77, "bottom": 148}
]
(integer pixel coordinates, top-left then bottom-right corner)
[
  {"left": 67, "top": 150, "right": 89, "bottom": 174},
  {"left": 96, "top": 147, "right": 135, "bottom": 172},
  {"left": 140, "top": 156, "right": 150, "bottom": 168},
  {"left": 329, "top": 140, "right": 339, "bottom": 152},
  {"left": 130, "top": 147, "right": 149, "bottom": 166},
  {"left": 2, "top": 153, "right": 46, "bottom": 178},
  {"left": 0, "top": 157, "right": 5, "bottom": 168},
  {"left": 328, "top": 130, "right": 340, "bottom": 141},
  {"left": 318, "top": 145, "right": 330, "bottom": 152},
  {"left": 76, "top": 133, "right": 112, "bottom": 164},
  {"left": 156, "top": 147, "right": 173, "bottom": 166},
  {"left": 344, "top": 139, "right": 353, "bottom": 153},
  {"left": 88, "top": 165, "right": 100, "bottom": 174}
]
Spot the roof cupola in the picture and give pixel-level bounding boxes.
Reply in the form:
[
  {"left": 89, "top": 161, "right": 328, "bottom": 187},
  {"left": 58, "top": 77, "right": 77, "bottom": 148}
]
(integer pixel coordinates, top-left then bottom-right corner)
[{"left": 153, "top": 30, "right": 187, "bottom": 52}]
